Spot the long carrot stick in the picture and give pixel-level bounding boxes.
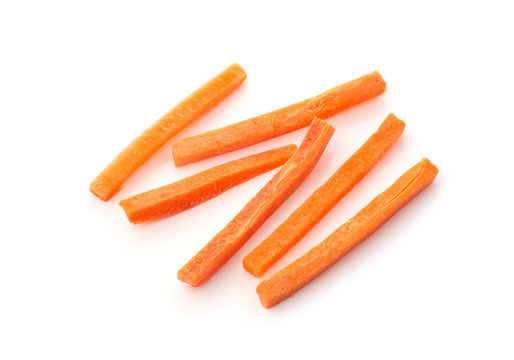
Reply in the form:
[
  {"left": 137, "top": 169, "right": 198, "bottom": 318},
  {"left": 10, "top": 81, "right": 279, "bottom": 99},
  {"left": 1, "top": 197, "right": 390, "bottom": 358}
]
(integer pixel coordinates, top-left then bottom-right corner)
[
  {"left": 243, "top": 114, "right": 405, "bottom": 276},
  {"left": 177, "top": 118, "right": 335, "bottom": 287},
  {"left": 256, "top": 158, "right": 438, "bottom": 308},
  {"left": 90, "top": 63, "right": 247, "bottom": 201},
  {"left": 172, "top": 71, "right": 386, "bottom": 166},
  {"left": 118, "top": 144, "right": 297, "bottom": 224}
]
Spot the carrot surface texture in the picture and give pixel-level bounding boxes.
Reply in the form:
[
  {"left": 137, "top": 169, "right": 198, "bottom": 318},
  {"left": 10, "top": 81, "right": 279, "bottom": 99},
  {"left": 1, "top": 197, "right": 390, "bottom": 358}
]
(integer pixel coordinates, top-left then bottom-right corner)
[
  {"left": 172, "top": 71, "right": 386, "bottom": 166},
  {"left": 90, "top": 63, "right": 247, "bottom": 201},
  {"left": 256, "top": 158, "right": 438, "bottom": 308},
  {"left": 119, "top": 144, "right": 297, "bottom": 224},
  {"left": 243, "top": 113, "right": 405, "bottom": 276},
  {"left": 177, "top": 118, "right": 335, "bottom": 287}
]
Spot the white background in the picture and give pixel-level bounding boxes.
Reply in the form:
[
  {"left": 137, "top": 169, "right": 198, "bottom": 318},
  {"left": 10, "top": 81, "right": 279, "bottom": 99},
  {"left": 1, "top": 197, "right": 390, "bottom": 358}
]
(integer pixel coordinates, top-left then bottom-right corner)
[{"left": 1, "top": 1, "right": 513, "bottom": 359}]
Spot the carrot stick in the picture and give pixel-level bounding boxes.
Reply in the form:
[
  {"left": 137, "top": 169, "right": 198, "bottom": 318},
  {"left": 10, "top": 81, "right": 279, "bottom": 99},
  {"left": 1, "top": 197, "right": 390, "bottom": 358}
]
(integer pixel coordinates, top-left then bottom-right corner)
[
  {"left": 118, "top": 144, "right": 297, "bottom": 224},
  {"left": 243, "top": 114, "right": 405, "bottom": 276},
  {"left": 90, "top": 63, "right": 247, "bottom": 201},
  {"left": 171, "top": 71, "right": 386, "bottom": 166},
  {"left": 177, "top": 118, "right": 335, "bottom": 287},
  {"left": 256, "top": 158, "right": 438, "bottom": 308}
]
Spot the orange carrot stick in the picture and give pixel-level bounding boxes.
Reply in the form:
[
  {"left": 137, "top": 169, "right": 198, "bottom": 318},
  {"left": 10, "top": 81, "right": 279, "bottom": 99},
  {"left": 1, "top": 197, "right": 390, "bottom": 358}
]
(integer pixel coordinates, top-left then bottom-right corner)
[
  {"left": 243, "top": 114, "right": 405, "bottom": 276},
  {"left": 119, "top": 144, "right": 297, "bottom": 224},
  {"left": 177, "top": 118, "right": 335, "bottom": 287},
  {"left": 256, "top": 158, "right": 438, "bottom": 308},
  {"left": 172, "top": 71, "right": 386, "bottom": 166},
  {"left": 90, "top": 63, "right": 247, "bottom": 201}
]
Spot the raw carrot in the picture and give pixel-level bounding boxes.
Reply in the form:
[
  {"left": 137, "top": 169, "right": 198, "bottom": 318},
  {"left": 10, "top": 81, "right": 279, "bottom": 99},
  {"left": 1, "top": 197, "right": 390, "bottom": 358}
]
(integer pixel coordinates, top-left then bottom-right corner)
[
  {"left": 243, "top": 114, "right": 405, "bottom": 276},
  {"left": 177, "top": 118, "right": 335, "bottom": 287},
  {"left": 256, "top": 158, "right": 438, "bottom": 308},
  {"left": 90, "top": 63, "right": 247, "bottom": 201},
  {"left": 119, "top": 144, "right": 297, "bottom": 224},
  {"left": 172, "top": 71, "right": 386, "bottom": 166}
]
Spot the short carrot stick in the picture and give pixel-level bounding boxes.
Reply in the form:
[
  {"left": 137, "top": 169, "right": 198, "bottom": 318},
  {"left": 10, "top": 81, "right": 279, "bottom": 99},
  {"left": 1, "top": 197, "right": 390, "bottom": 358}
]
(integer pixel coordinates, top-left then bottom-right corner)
[
  {"left": 256, "top": 158, "right": 438, "bottom": 308},
  {"left": 90, "top": 63, "right": 247, "bottom": 201},
  {"left": 118, "top": 144, "right": 297, "bottom": 224},
  {"left": 172, "top": 71, "right": 386, "bottom": 166},
  {"left": 177, "top": 118, "right": 335, "bottom": 287},
  {"left": 243, "top": 114, "right": 405, "bottom": 276}
]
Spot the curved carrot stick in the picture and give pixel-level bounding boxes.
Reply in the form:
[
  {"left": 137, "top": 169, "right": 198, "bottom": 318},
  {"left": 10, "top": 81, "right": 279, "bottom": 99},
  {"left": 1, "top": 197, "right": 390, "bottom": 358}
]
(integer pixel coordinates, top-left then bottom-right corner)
[
  {"left": 90, "top": 63, "right": 247, "bottom": 201},
  {"left": 172, "top": 71, "right": 386, "bottom": 166},
  {"left": 119, "top": 144, "right": 297, "bottom": 224},
  {"left": 243, "top": 114, "right": 405, "bottom": 276},
  {"left": 177, "top": 118, "right": 334, "bottom": 287},
  {"left": 256, "top": 158, "right": 438, "bottom": 308}
]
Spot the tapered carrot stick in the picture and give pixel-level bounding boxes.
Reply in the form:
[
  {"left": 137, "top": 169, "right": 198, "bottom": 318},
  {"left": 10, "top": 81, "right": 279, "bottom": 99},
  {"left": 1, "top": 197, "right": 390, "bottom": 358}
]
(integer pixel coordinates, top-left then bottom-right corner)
[
  {"left": 243, "top": 114, "right": 405, "bottom": 276},
  {"left": 177, "top": 118, "right": 334, "bottom": 287},
  {"left": 256, "top": 158, "right": 438, "bottom": 308},
  {"left": 172, "top": 71, "right": 386, "bottom": 166},
  {"left": 90, "top": 63, "right": 247, "bottom": 201},
  {"left": 118, "top": 144, "right": 297, "bottom": 224}
]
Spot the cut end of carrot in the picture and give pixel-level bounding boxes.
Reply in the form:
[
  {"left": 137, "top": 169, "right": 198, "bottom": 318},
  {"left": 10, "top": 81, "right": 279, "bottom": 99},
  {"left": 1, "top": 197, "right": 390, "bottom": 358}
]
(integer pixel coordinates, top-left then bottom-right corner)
[
  {"left": 385, "top": 113, "right": 405, "bottom": 128},
  {"left": 118, "top": 200, "right": 140, "bottom": 224},
  {"left": 371, "top": 70, "right": 386, "bottom": 86},
  {"left": 242, "top": 256, "right": 266, "bottom": 277},
  {"left": 420, "top": 158, "right": 439, "bottom": 178},
  {"left": 365, "top": 70, "right": 387, "bottom": 96},
  {"left": 172, "top": 145, "right": 186, "bottom": 167},
  {"left": 256, "top": 282, "right": 278, "bottom": 309},
  {"left": 90, "top": 181, "right": 115, "bottom": 202},
  {"left": 177, "top": 268, "right": 202, "bottom": 287},
  {"left": 229, "top": 63, "right": 247, "bottom": 82},
  {"left": 367, "top": 71, "right": 387, "bottom": 95}
]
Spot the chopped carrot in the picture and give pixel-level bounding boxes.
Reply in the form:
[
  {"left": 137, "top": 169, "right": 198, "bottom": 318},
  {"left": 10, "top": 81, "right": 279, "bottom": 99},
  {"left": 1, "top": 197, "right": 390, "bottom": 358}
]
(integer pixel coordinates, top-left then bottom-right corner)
[
  {"left": 119, "top": 144, "right": 297, "bottom": 224},
  {"left": 256, "top": 158, "right": 438, "bottom": 308},
  {"left": 172, "top": 71, "right": 386, "bottom": 166},
  {"left": 243, "top": 113, "right": 405, "bottom": 276},
  {"left": 90, "top": 63, "right": 247, "bottom": 201},
  {"left": 177, "top": 118, "right": 335, "bottom": 287}
]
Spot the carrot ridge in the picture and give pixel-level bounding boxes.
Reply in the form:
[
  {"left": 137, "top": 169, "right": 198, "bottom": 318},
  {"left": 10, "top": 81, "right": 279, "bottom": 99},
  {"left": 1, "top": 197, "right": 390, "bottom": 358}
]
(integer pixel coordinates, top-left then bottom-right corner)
[
  {"left": 90, "top": 63, "right": 247, "bottom": 201},
  {"left": 256, "top": 158, "right": 438, "bottom": 308},
  {"left": 118, "top": 144, "right": 297, "bottom": 224},
  {"left": 177, "top": 118, "right": 335, "bottom": 287},
  {"left": 172, "top": 71, "right": 386, "bottom": 166},
  {"left": 243, "top": 113, "right": 405, "bottom": 276}
]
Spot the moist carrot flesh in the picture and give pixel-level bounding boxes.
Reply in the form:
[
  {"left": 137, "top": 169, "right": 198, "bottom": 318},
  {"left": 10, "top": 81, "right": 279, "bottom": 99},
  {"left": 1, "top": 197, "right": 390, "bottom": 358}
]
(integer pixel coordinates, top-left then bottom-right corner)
[
  {"left": 90, "top": 63, "right": 247, "bottom": 201},
  {"left": 177, "top": 118, "right": 335, "bottom": 287},
  {"left": 243, "top": 114, "right": 405, "bottom": 276},
  {"left": 172, "top": 71, "right": 386, "bottom": 166},
  {"left": 256, "top": 158, "right": 438, "bottom": 308},
  {"left": 118, "top": 144, "right": 297, "bottom": 224}
]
